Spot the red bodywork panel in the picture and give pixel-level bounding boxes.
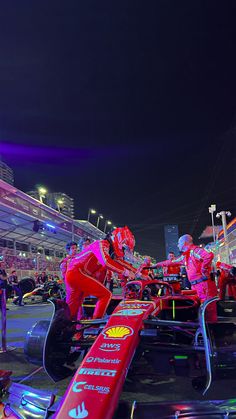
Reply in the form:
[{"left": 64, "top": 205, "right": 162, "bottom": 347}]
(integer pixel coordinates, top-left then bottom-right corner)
[{"left": 55, "top": 300, "right": 156, "bottom": 419}]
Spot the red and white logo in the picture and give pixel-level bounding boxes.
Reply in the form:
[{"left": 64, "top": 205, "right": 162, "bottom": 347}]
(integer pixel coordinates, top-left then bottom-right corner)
[{"left": 102, "top": 325, "right": 134, "bottom": 340}]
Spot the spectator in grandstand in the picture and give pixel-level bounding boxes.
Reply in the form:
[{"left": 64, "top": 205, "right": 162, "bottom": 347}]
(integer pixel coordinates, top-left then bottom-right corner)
[
  {"left": 8, "top": 270, "right": 23, "bottom": 306},
  {"left": 151, "top": 234, "right": 217, "bottom": 322}
]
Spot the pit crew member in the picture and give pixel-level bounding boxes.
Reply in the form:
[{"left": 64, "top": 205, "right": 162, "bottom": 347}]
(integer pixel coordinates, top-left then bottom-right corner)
[
  {"left": 216, "top": 261, "right": 236, "bottom": 300},
  {"left": 151, "top": 234, "right": 217, "bottom": 322},
  {"left": 65, "top": 226, "right": 136, "bottom": 321}
]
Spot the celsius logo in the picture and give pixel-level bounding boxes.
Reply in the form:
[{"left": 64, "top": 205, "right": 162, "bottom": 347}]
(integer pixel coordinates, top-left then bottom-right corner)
[
  {"left": 72, "top": 381, "right": 86, "bottom": 393},
  {"left": 99, "top": 343, "right": 121, "bottom": 352},
  {"left": 72, "top": 381, "right": 110, "bottom": 395},
  {"left": 102, "top": 326, "right": 134, "bottom": 340}
]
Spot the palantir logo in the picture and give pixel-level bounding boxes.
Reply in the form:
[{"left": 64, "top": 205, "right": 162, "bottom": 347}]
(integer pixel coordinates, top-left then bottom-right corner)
[{"left": 68, "top": 401, "right": 88, "bottom": 418}]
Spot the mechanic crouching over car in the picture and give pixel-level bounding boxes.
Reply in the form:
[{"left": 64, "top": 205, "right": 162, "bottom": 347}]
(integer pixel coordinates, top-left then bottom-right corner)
[
  {"left": 150, "top": 234, "right": 218, "bottom": 322},
  {"left": 65, "top": 226, "right": 136, "bottom": 322}
]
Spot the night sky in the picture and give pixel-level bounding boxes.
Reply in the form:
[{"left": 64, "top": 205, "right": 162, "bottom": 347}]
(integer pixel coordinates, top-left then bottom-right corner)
[{"left": 1, "top": 1, "right": 236, "bottom": 259}]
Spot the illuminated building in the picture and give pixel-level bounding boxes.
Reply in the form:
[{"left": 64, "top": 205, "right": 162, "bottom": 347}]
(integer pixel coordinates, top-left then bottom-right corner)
[
  {"left": 0, "top": 158, "right": 14, "bottom": 185},
  {"left": 47, "top": 192, "right": 74, "bottom": 219},
  {"left": 164, "top": 224, "right": 179, "bottom": 257}
]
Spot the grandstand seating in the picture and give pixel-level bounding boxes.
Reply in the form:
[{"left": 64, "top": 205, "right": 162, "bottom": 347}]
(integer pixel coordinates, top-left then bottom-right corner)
[{"left": 0, "top": 247, "right": 61, "bottom": 277}]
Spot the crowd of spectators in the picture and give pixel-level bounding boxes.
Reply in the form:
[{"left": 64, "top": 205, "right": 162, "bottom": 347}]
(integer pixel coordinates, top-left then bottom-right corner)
[{"left": 0, "top": 247, "right": 61, "bottom": 277}]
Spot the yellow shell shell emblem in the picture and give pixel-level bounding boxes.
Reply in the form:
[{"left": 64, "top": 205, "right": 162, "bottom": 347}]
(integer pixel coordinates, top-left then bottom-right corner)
[{"left": 102, "top": 325, "right": 133, "bottom": 340}]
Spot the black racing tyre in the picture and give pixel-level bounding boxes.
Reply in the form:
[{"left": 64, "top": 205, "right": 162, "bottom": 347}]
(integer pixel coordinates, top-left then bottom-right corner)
[{"left": 19, "top": 277, "right": 36, "bottom": 294}]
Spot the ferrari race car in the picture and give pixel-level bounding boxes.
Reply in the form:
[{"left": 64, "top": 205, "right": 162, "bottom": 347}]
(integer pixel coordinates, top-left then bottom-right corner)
[{"left": 2, "top": 276, "right": 236, "bottom": 418}]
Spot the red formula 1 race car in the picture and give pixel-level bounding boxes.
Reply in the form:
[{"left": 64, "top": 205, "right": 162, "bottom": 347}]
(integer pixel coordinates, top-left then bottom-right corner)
[{"left": 2, "top": 277, "right": 236, "bottom": 418}]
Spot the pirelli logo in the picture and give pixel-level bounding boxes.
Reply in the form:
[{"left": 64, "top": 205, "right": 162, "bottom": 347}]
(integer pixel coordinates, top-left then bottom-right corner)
[{"left": 78, "top": 368, "right": 116, "bottom": 377}]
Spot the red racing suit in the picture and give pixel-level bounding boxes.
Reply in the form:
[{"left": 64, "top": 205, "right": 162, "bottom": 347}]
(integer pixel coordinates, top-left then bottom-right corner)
[
  {"left": 161, "top": 261, "right": 182, "bottom": 293},
  {"left": 60, "top": 254, "right": 84, "bottom": 320},
  {"left": 66, "top": 239, "right": 135, "bottom": 320},
  {"left": 156, "top": 245, "right": 217, "bottom": 322},
  {"left": 163, "top": 264, "right": 181, "bottom": 276},
  {"left": 136, "top": 262, "right": 154, "bottom": 280},
  {"left": 217, "top": 262, "right": 236, "bottom": 300},
  {"left": 60, "top": 255, "right": 76, "bottom": 281}
]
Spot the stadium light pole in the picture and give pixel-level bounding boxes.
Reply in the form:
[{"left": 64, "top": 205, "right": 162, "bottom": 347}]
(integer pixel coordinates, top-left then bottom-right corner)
[
  {"left": 216, "top": 210, "right": 232, "bottom": 263},
  {"left": 88, "top": 208, "right": 96, "bottom": 222},
  {"left": 208, "top": 204, "right": 216, "bottom": 244},
  {"left": 57, "top": 199, "right": 63, "bottom": 213},
  {"left": 96, "top": 214, "right": 103, "bottom": 229},
  {"left": 104, "top": 220, "right": 112, "bottom": 233},
  {"left": 38, "top": 186, "right": 47, "bottom": 203}
]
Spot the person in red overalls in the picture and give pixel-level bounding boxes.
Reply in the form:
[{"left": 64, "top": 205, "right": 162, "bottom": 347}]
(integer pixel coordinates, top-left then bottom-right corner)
[
  {"left": 60, "top": 241, "right": 84, "bottom": 321},
  {"left": 136, "top": 256, "right": 155, "bottom": 280},
  {"left": 60, "top": 241, "right": 78, "bottom": 281},
  {"left": 163, "top": 251, "right": 182, "bottom": 293},
  {"left": 216, "top": 261, "right": 236, "bottom": 300},
  {"left": 65, "top": 226, "right": 136, "bottom": 321},
  {"left": 151, "top": 234, "right": 217, "bottom": 322},
  {"left": 163, "top": 252, "right": 181, "bottom": 276},
  {"left": 81, "top": 237, "right": 92, "bottom": 251}
]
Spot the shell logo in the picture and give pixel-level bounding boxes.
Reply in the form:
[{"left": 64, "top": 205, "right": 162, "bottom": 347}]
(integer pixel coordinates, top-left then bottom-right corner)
[{"left": 102, "top": 326, "right": 134, "bottom": 340}]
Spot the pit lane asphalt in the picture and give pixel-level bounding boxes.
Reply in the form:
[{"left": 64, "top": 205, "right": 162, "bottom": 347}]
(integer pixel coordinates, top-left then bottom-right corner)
[{"left": 1, "top": 301, "right": 236, "bottom": 414}]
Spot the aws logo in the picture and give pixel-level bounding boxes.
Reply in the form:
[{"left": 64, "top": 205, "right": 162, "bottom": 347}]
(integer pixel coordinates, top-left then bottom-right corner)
[{"left": 99, "top": 343, "right": 121, "bottom": 352}]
